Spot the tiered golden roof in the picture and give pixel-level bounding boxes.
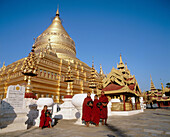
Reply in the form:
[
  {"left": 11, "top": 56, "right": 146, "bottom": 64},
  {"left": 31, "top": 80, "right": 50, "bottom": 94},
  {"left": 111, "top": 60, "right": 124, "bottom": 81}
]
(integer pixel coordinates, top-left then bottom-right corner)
[
  {"left": 88, "top": 60, "right": 97, "bottom": 89},
  {"left": 150, "top": 75, "right": 156, "bottom": 91},
  {"left": 21, "top": 47, "right": 38, "bottom": 76},
  {"left": 102, "top": 54, "right": 141, "bottom": 96}
]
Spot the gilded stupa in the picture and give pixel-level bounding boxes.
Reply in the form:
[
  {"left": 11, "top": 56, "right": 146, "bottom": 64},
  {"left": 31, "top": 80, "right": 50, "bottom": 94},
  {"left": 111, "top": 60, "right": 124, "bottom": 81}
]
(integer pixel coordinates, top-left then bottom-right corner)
[
  {"left": 34, "top": 8, "right": 76, "bottom": 59},
  {"left": 0, "top": 8, "right": 100, "bottom": 103}
]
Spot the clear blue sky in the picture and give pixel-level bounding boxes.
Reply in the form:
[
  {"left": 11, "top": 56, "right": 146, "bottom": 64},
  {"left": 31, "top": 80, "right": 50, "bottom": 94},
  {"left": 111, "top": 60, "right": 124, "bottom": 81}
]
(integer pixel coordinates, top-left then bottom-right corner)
[{"left": 0, "top": 0, "right": 170, "bottom": 91}]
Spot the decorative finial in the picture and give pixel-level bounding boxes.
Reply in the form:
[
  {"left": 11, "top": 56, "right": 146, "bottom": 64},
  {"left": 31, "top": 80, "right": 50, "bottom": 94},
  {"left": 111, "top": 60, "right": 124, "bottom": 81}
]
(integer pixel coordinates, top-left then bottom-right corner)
[
  {"left": 56, "top": 5, "right": 59, "bottom": 16},
  {"left": 150, "top": 74, "right": 156, "bottom": 91},
  {"left": 120, "top": 53, "right": 123, "bottom": 64},
  {"left": 3, "top": 62, "right": 5, "bottom": 67},
  {"left": 100, "top": 64, "right": 104, "bottom": 75},
  {"left": 32, "top": 37, "right": 36, "bottom": 49},
  {"left": 89, "top": 57, "right": 97, "bottom": 89},
  {"left": 92, "top": 56, "right": 94, "bottom": 68},
  {"left": 125, "top": 62, "right": 127, "bottom": 69},
  {"left": 150, "top": 74, "right": 152, "bottom": 80}
]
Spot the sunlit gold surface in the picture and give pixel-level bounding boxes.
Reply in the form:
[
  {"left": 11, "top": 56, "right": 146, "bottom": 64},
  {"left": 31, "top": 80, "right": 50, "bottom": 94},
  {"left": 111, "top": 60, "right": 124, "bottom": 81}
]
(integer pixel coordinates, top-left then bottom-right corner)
[
  {"left": 34, "top": 8, "right": 76, "bottom": 59},
  {"left": 0, "top": 8, "right": 143, "bottom": 104},
  {"left": 0, "top": 8, "right": 103, "bottom": 102}
]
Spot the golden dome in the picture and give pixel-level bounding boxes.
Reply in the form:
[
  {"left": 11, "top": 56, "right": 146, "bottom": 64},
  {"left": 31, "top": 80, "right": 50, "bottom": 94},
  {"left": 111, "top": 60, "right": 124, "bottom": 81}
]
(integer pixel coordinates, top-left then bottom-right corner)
[{"left": 34, "top": 8, "right": 76, "bottom": 59}]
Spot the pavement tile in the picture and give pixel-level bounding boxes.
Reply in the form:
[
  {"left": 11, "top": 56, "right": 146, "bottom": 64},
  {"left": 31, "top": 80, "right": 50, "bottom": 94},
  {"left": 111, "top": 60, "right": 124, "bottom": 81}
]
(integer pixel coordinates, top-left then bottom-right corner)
[{"left": 144, "top": 129, "right": 164, "bottom": 134}]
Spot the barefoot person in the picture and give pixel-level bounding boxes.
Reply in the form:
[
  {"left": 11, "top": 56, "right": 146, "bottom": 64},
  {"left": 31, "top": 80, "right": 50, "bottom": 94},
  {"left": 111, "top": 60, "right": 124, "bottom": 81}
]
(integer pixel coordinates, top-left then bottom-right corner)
[
  {"left": 82, "top": 92, "right": 93, "bottom": 127},
  {"left": 44, "top": 112, "right": 52, "bottom": 128},
  {"left": 91, "top": 95, "right": 101, "bottom": 126},
  {"left": 99, "top": 91, "right": 108, "bottom": 125},
  {"left": 39, "top": 105, "right": 49, "bottom": 129}
]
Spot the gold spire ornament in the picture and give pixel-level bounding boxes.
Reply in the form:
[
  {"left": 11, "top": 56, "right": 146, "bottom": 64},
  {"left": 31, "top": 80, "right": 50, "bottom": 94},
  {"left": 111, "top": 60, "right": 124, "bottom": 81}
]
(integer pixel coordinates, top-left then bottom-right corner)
[
  {"left": 99, "top": 64, "right": 104, "bottom": 75},
  {"left": 21, "top": 44, "right": 38, "bottom": 95},
  {"left": 89, "top": 59, "right": 97, "bottom": 90},
  {"left": 56, "top": 5, "right": 59, "bottom": 16},
  {"left": 34, "top": 6, "right": 76, "bottom": 59},
  {"left": 64, "top": 60, "right": 74, "bottom": 96},
  {"left": 120, "top": 53, "right": 123, "bottom": 64},
  {"left": 150, "top": 75, "right": 156, "bottom": 91}
]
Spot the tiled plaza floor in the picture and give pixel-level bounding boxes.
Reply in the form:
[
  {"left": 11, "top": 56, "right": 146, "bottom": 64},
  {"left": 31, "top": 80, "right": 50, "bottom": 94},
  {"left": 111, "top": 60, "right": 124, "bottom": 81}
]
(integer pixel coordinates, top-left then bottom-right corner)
[{"left": 0, "top": 109, "right": 170, "bottom": 137}]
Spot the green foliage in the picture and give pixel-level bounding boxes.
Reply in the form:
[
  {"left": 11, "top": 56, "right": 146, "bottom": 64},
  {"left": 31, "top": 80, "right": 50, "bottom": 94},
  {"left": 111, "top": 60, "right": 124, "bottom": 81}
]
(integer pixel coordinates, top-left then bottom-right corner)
[{"left": 166, "top": 83, "right": 170, "bottom": 88}]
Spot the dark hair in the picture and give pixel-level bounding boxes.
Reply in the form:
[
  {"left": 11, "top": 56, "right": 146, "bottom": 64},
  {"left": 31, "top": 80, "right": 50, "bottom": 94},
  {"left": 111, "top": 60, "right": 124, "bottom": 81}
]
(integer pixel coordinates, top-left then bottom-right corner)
[
  {"left": 87, "top": 92, "right": 91, "bottom": 94},
  {"left": 47, "top": 112, "right": 51, "bottom": 115},
  {"left": 95, "top": 95, "right": 98, "bottom": 97},
  {"left": 44, "top": 105, "right": 47, "bottom": 108}
]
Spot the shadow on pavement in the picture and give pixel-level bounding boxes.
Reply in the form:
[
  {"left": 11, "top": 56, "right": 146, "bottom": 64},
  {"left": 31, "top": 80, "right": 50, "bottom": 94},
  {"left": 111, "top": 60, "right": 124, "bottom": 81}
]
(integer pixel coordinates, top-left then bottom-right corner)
[{"left": 106, "top": 124, "right": 127, "bottom": 137}]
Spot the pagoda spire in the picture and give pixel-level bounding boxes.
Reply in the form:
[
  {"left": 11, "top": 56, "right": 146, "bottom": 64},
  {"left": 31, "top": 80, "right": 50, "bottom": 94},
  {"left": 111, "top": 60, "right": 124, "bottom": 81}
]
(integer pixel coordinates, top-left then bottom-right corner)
[
  {"left": 92, "top": 56, "right": 94, "bottom": 68},
  {"left": 99, "top": 64, "right": 104, "bottom": 75},
  {"left": 56, "top": 5, "right": 59, "bottom": 16},
  {"left": 150, "top": 75, "right": 156, "bottom": 91},
  {"left": 2, "top": 62, "right": 5, "bottom": 68},
  {"left": 117, "top": 54, "right": 125, "bottom": 69},
  {"left": 22, "top": 41, "right": 38, "bottom": 96},
  {"left": 0, "top": 62, "right": 6, "bottom": 72},
  {"left": 89, "top": 58, "right": 97, "bottom": 90},
  {"left": 120, "top": 53, "right": 123, "bottom": 64}
]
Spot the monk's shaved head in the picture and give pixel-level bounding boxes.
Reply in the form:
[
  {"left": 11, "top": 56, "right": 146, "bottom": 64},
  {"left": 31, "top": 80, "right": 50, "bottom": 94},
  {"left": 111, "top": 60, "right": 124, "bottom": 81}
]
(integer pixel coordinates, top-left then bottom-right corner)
[
  {"left": 87, "top": 92, "right": 91, "bottom": 97},
  {"left": 101, "top": 91, "right": 105, "bottom": 95}
]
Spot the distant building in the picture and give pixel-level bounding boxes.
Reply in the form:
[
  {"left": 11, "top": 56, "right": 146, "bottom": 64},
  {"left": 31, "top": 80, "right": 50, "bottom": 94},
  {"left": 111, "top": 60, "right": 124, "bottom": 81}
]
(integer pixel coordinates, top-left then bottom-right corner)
[{"left": 144, "top": 75, "right": 170, "bottom": 108}]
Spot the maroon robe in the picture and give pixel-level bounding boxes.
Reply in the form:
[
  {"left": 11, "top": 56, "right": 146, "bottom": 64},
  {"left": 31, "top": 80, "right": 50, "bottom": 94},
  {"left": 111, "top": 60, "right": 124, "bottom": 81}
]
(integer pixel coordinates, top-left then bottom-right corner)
[
  {"left": 82, "top": 96, "right": 92, "bottom": 122},
  {"left": 91, "top": 99, "right": 100, "bottom": 125},
  {"left": 39, "top": 110, "right": 49, "bottom": 127},
  {"left": 99, "top": 95, "right": 108, "bottom": 119},
  {"left": 44, "top": 116, "right": 52, "bottom": 127}
]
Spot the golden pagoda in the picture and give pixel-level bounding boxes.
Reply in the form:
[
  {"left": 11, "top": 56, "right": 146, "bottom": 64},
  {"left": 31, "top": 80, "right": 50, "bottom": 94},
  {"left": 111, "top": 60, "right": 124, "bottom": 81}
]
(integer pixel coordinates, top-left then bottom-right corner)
[
  {"left": 101, "top": 54, "right": 142, "bottom": 111},
  {"left": 0, "top": 8, "right": 142, "bottom": 106},
  {"left": 0, "top": 8, "right": 100, "bottom": 103},
  {"left": 145, "top": 76, "right": 170, "bottom": 108}
]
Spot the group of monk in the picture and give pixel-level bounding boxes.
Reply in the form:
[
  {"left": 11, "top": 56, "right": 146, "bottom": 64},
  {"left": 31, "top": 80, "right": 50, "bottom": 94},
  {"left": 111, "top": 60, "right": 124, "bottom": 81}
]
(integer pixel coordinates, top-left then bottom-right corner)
[
  {"left": 82, "top": 91, "right": 108, "bottom": 127},
  {"left": 39, "top": 91, "right": 108, "bottom": 128},
  {"left": 39, "top": 105, "right": 52, "bottom": 129}
]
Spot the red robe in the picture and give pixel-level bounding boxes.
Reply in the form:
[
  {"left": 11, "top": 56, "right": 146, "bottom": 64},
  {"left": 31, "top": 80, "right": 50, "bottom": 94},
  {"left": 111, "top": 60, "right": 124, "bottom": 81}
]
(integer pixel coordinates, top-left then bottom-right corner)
[
  {"left": 99, "top": 95, "right": 108, "bottom": 119},
  {"left": 44, "top": 116, "right": 52, "bottom": 127},
  {"left": 91, "top": 99, "right": 100, "bottom": 125},
  {"left": 82, "top": 96, "right": 92, "bottom": 122},
  {"left": 39, "top": 110, "right": 49, "bottom": 127}
]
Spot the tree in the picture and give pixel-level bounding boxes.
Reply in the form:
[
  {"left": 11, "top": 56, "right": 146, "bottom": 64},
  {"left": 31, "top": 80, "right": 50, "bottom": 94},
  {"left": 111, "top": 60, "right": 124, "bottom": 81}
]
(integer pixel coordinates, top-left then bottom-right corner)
[{"left": 166, "top": 83, "right": 170, "bottom": 88}]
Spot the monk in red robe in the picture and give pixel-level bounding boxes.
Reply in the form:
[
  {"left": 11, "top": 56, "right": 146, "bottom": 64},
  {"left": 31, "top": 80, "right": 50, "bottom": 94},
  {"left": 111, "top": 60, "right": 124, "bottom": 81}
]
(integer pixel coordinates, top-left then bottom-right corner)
[
  {"left": 44, "top": 112, "right": 52, "bottom": 128},
  {"left": 99, "top": 91, "right": 108, "bottom": 125},
  {"left": 82, "top": 92, "right": 93, "bottom": 127},
  {"left": 91, "top": 95, "right": 101, "bottom": 126},
  {"left": 39, "top": 105, "right": 49, "bottom": 128}
]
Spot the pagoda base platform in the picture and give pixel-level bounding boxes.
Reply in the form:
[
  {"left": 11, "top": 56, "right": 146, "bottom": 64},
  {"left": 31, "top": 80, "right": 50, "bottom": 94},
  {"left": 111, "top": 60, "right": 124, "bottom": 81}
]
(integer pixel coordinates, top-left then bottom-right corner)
[{"left": 109, "top": 109, "right": 144, "bottom": 116}]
